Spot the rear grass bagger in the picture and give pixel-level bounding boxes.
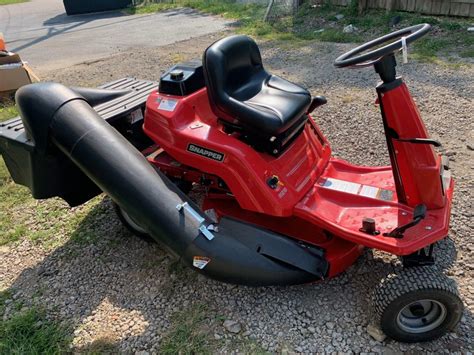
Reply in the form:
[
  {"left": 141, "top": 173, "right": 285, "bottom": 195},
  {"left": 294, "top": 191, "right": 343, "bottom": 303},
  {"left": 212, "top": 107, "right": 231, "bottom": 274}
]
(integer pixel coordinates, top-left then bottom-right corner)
[{"left": 0, "top": 24, "right": 463, "bottom": 342}]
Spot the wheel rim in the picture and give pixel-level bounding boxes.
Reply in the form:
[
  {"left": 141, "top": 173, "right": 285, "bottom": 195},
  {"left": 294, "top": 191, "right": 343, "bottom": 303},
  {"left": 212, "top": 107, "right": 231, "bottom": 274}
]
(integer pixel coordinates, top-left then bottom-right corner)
[
  {"left": 396, "top": 299, "right": 447, "bottom": 334},
  {"left": 120, "top": 207, "right": 148, "bottom": 234}
]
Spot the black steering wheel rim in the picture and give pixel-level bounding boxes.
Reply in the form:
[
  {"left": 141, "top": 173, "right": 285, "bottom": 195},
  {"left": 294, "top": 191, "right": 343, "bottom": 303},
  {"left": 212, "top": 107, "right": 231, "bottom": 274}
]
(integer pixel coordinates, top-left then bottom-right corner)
[{"left": 334, "top": 24, "right": 431, "bottom": 68}]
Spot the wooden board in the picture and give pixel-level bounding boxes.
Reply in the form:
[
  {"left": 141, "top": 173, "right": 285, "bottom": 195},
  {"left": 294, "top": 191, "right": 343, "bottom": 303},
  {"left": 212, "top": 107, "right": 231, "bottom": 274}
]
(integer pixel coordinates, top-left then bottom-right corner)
[
  {"left": 399, "top": 0, "right": 408, "bottom": 11},
  {"left": 439, "top": 0, "right": 451, "bottom": 14},
  {"left": 430, "top": 0, "right": 442, "bottom": 14},
  {"left": 405, "top": 0, "right": 415, "bottom": 11},
  {"left": 329, "top": 0, "right": 473, "bottom": 16},
  {"left": 421, "top": 0, "right": 433, "bottom": 13},
  {"left": 415, "top": 0, "right": 425, "bottom": 12},
  {"left": 449, "top": 2, "right": 461, "bottom": 15},
  {"left": 457, "top": 2, "right": 471, "bottom": 15}
]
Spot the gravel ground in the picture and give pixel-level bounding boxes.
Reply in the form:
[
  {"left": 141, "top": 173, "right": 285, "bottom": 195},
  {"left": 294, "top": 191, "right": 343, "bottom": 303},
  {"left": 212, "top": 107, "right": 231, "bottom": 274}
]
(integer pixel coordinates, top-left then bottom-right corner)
[{"left": 1, "top": 33, "right": 473, "bottom": 353}]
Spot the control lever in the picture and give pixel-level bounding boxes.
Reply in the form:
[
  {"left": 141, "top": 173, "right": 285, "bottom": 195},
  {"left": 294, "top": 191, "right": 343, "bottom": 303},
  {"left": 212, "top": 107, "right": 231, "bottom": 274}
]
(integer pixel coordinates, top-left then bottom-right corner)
[
  {"left": 383, "top": 204, "right": 427, "bottom": 239},
  {"left": 395, "top": 137, "right": 441, "bottom": 147},
  {"left": 387, "top": 128, "right": 441, "bottom": 147}
]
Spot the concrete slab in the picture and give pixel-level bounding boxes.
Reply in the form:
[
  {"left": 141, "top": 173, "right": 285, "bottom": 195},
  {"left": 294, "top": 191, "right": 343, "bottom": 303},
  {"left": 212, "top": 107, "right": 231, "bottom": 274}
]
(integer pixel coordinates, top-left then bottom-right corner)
[{"left": 0, "top": 0, "right": 230, "bottom": 71}]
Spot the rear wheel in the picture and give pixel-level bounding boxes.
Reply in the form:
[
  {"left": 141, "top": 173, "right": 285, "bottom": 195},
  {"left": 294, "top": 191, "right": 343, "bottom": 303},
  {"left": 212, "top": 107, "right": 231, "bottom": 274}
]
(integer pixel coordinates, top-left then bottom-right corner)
[
  {"left": 372, "top": 267, "right": 463, "bottom": 342},
  {"left": 114, "top": 203, "right": 154, "bottom": 242},
  {"left": 113, "top": 178, "right": 193, "bottom": 243}
]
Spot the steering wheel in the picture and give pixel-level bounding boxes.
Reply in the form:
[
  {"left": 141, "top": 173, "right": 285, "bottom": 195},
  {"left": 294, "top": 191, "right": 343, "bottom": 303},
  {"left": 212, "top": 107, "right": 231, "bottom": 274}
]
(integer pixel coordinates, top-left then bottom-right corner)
[{"left": 334, "top": 24, "right": 431, "bottom": 68}]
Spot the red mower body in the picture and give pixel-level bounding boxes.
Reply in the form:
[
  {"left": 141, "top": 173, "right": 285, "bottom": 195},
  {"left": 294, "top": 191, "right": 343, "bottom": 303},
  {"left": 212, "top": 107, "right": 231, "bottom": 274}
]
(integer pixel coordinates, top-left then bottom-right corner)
[{"left": 142, "top": 76, "right": 453, "bottom": 278}]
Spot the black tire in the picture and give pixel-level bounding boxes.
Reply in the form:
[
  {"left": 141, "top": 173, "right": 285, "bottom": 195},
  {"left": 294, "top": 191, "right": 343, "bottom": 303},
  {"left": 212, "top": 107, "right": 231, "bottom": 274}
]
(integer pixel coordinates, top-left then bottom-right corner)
[
  {"left": 113, "top": 179, "right": 191, "bottom": 243},
  {"left": 114, "top": 202, "right": 155, "bottom": 243},
  {"left": 372, "top": 267, "right": 463, "bottom": 343}
]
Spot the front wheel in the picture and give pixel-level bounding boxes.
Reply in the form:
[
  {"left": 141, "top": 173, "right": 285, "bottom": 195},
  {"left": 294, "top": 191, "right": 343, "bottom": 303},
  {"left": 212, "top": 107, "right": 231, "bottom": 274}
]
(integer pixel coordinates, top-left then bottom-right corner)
[{"left": 372, "top": 267, "right": 463, "bottom": 343}]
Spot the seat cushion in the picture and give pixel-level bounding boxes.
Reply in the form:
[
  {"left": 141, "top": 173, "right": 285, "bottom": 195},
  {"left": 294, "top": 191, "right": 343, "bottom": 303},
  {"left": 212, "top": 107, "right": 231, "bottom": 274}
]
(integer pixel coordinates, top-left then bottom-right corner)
[{"left": 203, "top": 35, "right": 311, "bottom": 136}]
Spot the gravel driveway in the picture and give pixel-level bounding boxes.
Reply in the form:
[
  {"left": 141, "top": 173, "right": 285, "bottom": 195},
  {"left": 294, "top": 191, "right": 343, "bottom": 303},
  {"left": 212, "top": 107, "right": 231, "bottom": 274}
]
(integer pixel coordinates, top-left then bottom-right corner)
[{"left": 1, "top": 33, "right": 473, "bottom": 353}]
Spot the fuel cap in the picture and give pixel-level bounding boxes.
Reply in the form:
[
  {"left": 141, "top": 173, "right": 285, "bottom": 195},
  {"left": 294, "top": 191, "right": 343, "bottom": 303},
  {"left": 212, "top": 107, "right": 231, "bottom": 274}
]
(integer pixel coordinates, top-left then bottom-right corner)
[{"left": 170, "top": 69, "right": 184, "bottom": 81}]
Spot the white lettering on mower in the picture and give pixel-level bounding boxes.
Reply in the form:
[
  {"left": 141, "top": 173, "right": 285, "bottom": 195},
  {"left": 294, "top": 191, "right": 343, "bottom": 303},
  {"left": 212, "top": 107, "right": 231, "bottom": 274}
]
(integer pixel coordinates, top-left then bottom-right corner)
[{"left": 187, "top": 144, "right": 225, "bottom": 162}]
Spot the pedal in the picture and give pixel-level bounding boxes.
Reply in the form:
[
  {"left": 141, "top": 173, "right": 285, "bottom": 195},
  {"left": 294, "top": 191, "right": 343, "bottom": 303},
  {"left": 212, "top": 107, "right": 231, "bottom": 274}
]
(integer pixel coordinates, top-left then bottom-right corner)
[{"left": 383, "top": 204, "right": 427, "bottom": 239}]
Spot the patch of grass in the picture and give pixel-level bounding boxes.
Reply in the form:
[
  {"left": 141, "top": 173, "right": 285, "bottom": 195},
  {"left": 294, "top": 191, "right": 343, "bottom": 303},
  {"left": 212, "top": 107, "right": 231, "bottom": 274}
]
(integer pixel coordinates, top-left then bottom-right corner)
[
  {"left": 460, "top": 49, "right": 474, "bottom": 58},
  {"left": 308, "top": 4, "right": 473, "bottom": 61},
  {"left": 0, "top": 155, "right": 32, "bottom": 245},
  {"left": 160, "top": 304, "right": 212, "bottom": 354},
  {"left": 128, "top": 0, "right": 265, "bottom": 18},
  {"left": 127, "top": 1, "right": 179, "bottom": 13},
  {"left": 0, "top": 307, "right": 71, "bottom": 354},
  {"left": 78, "top": 336, "right": 120, "bottom": 354},
  {"left": 0, "top": 0, "right": 28, "bottom": 5},
  {"left": 0, "top": 222, "right": 27, "bottom": 246},
  {"left": 0, "top": 103, "right": 18, "bottom": 122},
  {"left": 413, "top": 37, "right": 451, "bottom": 61},
  {"left": 160, "top": 303, "right": 267, "bottom": 354},
  {"left": 0, "top": 115, "right": 104, "bottom": 248}
]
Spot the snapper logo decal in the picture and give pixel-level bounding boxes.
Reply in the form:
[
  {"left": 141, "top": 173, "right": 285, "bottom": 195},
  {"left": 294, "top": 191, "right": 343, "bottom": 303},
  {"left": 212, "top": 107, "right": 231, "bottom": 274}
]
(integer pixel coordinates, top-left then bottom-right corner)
[{"left": 187, "top": 144, "right": 225, "bottom": 162}]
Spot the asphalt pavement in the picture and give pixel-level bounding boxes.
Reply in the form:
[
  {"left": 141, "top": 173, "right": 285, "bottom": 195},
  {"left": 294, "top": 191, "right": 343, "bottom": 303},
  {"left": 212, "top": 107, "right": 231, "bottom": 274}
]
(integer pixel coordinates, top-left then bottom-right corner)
[{"left": 0, "top": 0, "right": 230, "bottom": 71}]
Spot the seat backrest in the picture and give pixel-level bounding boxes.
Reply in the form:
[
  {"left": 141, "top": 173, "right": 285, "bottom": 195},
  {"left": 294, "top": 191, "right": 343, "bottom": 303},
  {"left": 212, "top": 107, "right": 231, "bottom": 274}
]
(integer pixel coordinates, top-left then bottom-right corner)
[{"left": 203, "top": 35, "right": 269, "bottom": 122}]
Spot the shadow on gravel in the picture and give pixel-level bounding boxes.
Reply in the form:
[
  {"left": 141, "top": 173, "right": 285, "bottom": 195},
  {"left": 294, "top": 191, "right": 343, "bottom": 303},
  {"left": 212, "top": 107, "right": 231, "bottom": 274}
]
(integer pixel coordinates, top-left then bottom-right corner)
[{"left": 2, "top": 197, "right": 472, "bottom": 352}]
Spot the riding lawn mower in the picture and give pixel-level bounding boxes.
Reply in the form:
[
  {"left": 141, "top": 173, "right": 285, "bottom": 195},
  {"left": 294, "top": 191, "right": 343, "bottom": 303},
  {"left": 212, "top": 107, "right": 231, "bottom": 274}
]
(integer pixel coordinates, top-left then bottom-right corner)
[{"left": 0, "top": 24, "right": 464, "bottom": 342}]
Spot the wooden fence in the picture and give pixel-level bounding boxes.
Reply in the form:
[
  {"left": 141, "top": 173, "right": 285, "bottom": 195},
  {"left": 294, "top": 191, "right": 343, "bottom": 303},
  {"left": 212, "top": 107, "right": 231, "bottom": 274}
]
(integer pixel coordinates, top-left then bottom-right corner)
[{"left": 327, "top": 0, "right": 474, "bottom": 17}]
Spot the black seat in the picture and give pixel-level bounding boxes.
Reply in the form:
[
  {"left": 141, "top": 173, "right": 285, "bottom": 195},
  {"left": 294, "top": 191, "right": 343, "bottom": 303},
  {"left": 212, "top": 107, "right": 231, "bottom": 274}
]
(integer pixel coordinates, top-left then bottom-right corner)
[{"left": 202, "top": 35, "right": 311, "bottom": 138}]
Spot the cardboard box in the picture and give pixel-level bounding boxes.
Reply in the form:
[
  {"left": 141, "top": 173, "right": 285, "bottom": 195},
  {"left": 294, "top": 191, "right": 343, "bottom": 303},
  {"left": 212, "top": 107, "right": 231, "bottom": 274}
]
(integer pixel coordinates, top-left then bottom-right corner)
[
  {"left": 0, "top": 51, "right": 37, "bottom": 94},
  {"left": 0, "top": 51, "right": 22, "bottom": 66},
  {"left": 0, "top": 64, "right": 32, "bottom": 92}
]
